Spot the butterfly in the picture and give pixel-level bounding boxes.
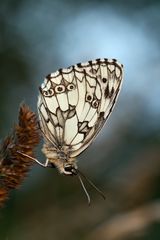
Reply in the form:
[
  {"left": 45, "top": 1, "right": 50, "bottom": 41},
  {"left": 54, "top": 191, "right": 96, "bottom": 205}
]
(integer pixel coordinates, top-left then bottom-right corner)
[{"left": 20, "top": 58, "right": 123, "bottom": 203}]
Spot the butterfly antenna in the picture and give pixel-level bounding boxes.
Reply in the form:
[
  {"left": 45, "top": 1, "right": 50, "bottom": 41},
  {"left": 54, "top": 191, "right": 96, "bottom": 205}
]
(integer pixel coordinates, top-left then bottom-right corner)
[
  {"left": 78, "top": 170, "right": 106, "bottom": 200},
  {"left": 78, "top": 174, "right": 91, "bottom": 205}
]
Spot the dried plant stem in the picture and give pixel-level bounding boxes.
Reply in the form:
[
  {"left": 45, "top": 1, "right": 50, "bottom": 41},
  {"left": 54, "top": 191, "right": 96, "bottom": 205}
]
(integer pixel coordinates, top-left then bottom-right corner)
[{"left": 0, "top": 104, "right": 40, "bottom": 207}]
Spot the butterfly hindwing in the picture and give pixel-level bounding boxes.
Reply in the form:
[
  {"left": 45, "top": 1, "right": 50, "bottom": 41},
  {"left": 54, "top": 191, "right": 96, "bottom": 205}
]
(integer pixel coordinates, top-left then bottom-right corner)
[{"left": 38, "top": 58, "right": 123, "bottom": 157}]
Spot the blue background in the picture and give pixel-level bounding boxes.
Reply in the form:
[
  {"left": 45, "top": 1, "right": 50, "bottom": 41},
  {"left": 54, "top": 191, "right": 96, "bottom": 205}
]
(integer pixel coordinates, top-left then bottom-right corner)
[{"left": 0, "top": 0, "right": 160, "bottom": 239}]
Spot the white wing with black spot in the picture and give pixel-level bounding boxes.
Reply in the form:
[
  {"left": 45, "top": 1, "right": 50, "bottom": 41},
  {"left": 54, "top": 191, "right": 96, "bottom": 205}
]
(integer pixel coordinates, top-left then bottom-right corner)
[{"left": 37, "top": 58, "right": 123, "bottom": 158}]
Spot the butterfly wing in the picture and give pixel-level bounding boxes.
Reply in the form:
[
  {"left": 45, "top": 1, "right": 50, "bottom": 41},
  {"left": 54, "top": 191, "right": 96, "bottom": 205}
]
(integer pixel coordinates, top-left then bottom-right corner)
[{"left": 38, "top": 58, "right": 123, "bottom": 157}]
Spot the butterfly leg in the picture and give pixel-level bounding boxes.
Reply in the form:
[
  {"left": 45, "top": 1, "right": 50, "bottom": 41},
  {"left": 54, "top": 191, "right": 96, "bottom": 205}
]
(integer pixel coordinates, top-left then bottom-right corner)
[
  {"left": 17, "top": 151, "right": 50, "bottom": 168},
  {"left": 33, "top": 157, "right": 50, "bottom": 168}
]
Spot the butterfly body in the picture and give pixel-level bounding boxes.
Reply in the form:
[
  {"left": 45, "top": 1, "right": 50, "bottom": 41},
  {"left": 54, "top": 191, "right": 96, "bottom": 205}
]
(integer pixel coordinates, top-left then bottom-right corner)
[
  {"left": 41, "top": 143, "right": 77, "bottom": 175},
  {"left": 37, "top": 58, "right": 123, "bottom": 175}
]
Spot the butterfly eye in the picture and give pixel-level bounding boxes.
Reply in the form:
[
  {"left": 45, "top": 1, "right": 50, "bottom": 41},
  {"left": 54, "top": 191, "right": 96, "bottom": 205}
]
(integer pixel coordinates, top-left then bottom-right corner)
[
  {"left": 92, "top": 100, "right": 99, "bottom": 108},
  {"left": 67, "top": 83, "right": 75, "bottom": 91},
  {"left": 64, "top": 165, "right": 73, "bottom": 172},
  {"left": 43, "top": 88, "right": 54, "bottom": 97},
  {"left": 64, "top": 164, "right": 77, "bottom": 175},
  {"left": 86, "top": 94, "right": 93, "bottom": 102},
  {"left": 55, "top": 85, "right": 65, "bottom": 93}
]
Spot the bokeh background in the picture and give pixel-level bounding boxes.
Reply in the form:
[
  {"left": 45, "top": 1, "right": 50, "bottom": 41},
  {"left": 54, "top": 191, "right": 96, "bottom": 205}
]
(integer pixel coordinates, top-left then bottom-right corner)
[{"left": 0, "top": 0, "right": 160, "bottom": 239}]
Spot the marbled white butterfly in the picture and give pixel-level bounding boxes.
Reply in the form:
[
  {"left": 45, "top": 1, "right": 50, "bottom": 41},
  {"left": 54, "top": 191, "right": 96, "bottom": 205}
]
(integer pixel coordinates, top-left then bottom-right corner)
[{"left": 22, "top": 58, "right": 123, "bottom": 203}]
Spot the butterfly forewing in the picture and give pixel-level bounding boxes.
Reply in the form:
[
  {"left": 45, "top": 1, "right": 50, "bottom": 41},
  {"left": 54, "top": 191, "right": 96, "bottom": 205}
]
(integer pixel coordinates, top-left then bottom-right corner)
[{"left": 38, "top": 58, "right": 123, "bottom": 158}]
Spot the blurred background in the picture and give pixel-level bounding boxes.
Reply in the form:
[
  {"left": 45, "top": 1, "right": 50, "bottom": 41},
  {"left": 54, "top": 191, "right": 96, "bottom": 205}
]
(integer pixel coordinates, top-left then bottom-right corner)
[{"left": 0, "top": 0, "right": 160, "bottom": 239}]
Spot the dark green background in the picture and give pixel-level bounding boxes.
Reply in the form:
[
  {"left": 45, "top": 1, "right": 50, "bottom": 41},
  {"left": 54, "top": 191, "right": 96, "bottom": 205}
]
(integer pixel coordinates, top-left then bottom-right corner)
[{"left": 0, "top": 0, "right": 160, "bottom": 239}]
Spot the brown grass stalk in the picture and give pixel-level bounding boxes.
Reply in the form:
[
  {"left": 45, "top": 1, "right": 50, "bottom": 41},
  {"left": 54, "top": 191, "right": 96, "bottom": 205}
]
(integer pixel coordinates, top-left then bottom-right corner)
[{"left": 0, "top": 104, "right": 40, "bottom": 207}]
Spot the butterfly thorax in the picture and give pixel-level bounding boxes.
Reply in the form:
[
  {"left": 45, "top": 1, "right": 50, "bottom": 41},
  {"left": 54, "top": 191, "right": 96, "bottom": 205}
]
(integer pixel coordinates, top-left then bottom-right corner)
[{"left": 42, "top": 143, "right": 77, "bottom": 175}]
